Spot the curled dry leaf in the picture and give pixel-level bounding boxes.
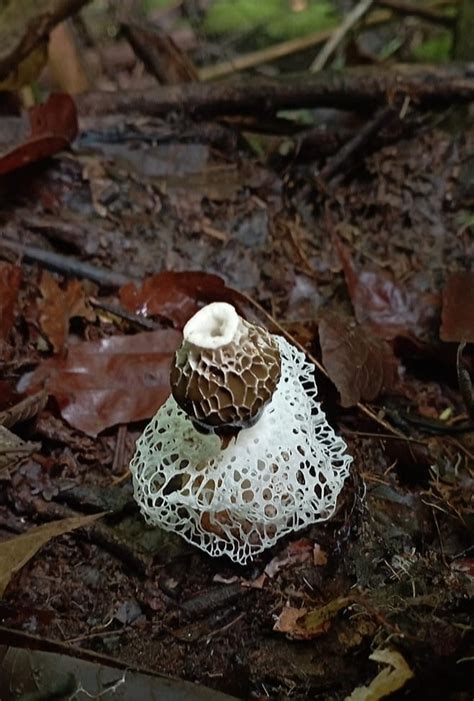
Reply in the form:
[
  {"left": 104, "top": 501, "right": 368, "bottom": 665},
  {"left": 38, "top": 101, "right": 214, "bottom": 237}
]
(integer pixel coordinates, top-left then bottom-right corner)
[
  {"left": 28, "top": 329, "right": 182, "bottom": 436},
  {"left": 0, "top": 262, "right": 21, "bottom": 341},
  {"left": 38, "top": 271, "right": 95, "bottom": 353},
  {"left": 0, "top": 93, "right": 78, "bottom": 176},
  {"left": 119, "top": 271, "right": 245, "bottom": 329},
  {"left": 273, "top": 596, "right": 350, "bottom": 640},
  {"left": 440, "top": 271, "right": 474, "bottom": 343},
  {"left": 318, "top": 312, "right": 397, "bottom": 407},
  {"left": 0, "top": 425, "right": 40, "bottom": 474},
  {"left": 345, "top": 648, "right": 413, "bottom": 701},
  {"left": 0, "top": 512, "right": 104, "bottom": 597},
  {"left": 334, "top": 236, "right": 439, "bottom": 340}
]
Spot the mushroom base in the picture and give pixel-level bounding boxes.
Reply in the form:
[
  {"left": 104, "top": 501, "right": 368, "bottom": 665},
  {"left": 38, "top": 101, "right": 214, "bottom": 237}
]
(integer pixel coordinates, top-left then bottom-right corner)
[{"left": 130, "top": 336, "right": 352, "bottom": 564}]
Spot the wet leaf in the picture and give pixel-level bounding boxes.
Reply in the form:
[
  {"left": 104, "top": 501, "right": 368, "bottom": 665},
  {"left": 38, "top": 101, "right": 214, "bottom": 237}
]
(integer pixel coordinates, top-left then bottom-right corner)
[
  {"left": 0, "top": 93, "right": 78, "bottom": 176},
  {"left": 29, "top": 329, "right": 182, "bottom": 436},
  {"left": 0, "top": 262, "right": 21, "bottom": 341},
  {"left": 335, "top": 237, "right": 438, "bottom": 340},
  {"left": 38, "top": 271, "right": 95, "bottom": 353},
  {"left": 119, "top": 271, "right": 245, "bottom": 329},
  {"left": 440, "top": 271, "right": 474, "bottom": 342},
  {"left": 264, "top": 538, "right": 313, "bottom": 577},
  {"left": 345, "top": 648, "right": 413, "bottom": 701},
  {"left": 318, "top": 312, "right": 397, "bottom": 407},
  {"left": 0, "top": 512, "right": 103, "bottom": 596}
]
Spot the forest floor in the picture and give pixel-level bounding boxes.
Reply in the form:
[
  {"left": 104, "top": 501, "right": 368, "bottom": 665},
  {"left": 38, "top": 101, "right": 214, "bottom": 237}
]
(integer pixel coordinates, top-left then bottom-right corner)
[{"left": 0, "top": 3, "right": 473, "bottom": 700}]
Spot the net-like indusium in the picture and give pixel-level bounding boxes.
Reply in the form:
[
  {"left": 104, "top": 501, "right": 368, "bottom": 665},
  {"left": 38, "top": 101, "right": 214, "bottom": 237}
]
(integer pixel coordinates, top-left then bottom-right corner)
[{"left": 130, "top": 335, "right": 352, "bottom": 564}]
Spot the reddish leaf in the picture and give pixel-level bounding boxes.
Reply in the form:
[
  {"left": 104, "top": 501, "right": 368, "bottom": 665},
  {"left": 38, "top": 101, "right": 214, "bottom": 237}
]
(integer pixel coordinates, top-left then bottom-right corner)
[
  {"left": 119, "top": 271, "right": 245, "bottom": 329},
  {"left": 0, "top": 94, "right": 78, "bottom": 176},
  {"left": 440, "top": 272, "right": 474, "bottom": 342},
  {"left": 29, "top": 329, "right": 181, "bottom": 436},
  {"left": 334, "top": 236, "right": 439, "bottom": 340},
  {"left": 0, "top": 263, "right": 21, "bottom": 341},
  {"left": 38, "top": 271, "right": 95, "bottom": 353},
  {"left": 319, "top": 312, "right": 397, "bottom": 407}
]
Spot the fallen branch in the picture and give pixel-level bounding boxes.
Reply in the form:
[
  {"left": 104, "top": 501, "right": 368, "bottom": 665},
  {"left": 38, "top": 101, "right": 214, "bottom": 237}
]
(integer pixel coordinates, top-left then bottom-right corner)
[
  {"left": 0, "top": 0, "right": 90, "bottom": 81},
  {"left": 319, "top": 103, "right": 398, "bottom": 182},
  {"left": 77, "top": 63, "right": 474, "bottom": 119}
]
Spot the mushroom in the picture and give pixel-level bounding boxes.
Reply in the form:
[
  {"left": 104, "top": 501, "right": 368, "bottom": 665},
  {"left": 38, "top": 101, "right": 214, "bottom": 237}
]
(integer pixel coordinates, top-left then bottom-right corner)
[{"left": 130, "top": 302, "right": 352, "bottom": 564}]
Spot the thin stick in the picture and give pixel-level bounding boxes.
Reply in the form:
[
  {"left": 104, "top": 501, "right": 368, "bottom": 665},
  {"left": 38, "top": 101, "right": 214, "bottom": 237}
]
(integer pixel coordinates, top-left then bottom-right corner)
[
  {"left": 375, "top": 0, "right": 455, "bottom": 27},
  {"left": 310, "top": 0, "right": 375, "bottom": 72},
  {"left": 0, "top": 237, "right": 132, "bottom": 288}
]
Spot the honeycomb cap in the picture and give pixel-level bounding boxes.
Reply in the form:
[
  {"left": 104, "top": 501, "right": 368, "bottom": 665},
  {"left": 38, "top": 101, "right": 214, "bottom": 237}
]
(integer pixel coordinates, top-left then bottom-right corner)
[
  {"left": 130, "top": 309, "right": 352, "bottom": 564},
  {"left": 170, "top": 302, "right": 281, "bottom": 436}
]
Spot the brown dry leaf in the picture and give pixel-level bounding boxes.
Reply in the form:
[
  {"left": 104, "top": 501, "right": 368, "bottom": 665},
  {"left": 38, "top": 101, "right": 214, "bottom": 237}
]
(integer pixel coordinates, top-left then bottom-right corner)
[
  {"left": 345, "top": 648, "right": 414, "bottom": 701},
  {"left": 0, "top": 262, "right": 21, "bottom": 341},
  {"left": 119, "top": 271, "right": 245, "bottom": 329},
  {"left": 0, "top": 512, "right": 104, "bottom": 596},
  {"left": 264, "top": 538, "right": 313, "bottom": 578},
  {"left": 0, "top": 425, "right": 40, "bottom": 474},
  {"left": 28, "top": 328, "right": 182, "bottom": 436},
  {"left": 334, "top": 236, "right": 438, "bottom": 340},
  {"left": 318, "top": 312, "right": 397, "bottom": 407},
  {"left": 440, "top": 271, "right": 474, "bottom": 343},
  {"left": 0, "top": 93, "right": 78, "bottom": 175},
  {"left": 48, "top": 22, "right": 89, "bottom": 95},
  {"left": 38, "top": 271, "right": 95, "bottom": 353},
  {"left": 273, "top": 596, "right": 349, "bottom": 640}
]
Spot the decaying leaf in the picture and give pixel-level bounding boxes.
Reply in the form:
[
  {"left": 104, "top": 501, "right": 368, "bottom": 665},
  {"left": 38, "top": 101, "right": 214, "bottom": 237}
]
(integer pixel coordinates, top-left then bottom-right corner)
[
  {"left": 318, "top": 312, "right": 397, "bottom": 407},
  {"left": 0, "top": 390, "right": 48, "bottom": 429},
  {"left": 273, "top": 596, "right": 350, "bottom": 640},
  {"left": 264, "top": 538, "right": 313, "bottom": 578},
  {"left": 345, "top": 648, "right": 414, "bottom": 701},
  {"left": 0, "top": 93, "right": 78, "bottom": 176},
  {"left": 38, "top": 271, "right": 95, "bottom": 353},
  {"left": 440, "top": 271, "right": 474, "bottom": 342},
  {"left": 0, "top": 424, "right": 40, "bottom": 473},
  {"left": 119, "top": 271, "right": 244, "bottom": 329},
  {"left": 28, "top": 329, "right": 182, "bottom": 436},
  {"left": 335, "top": 236, "right": 438, "bottom": 340},
  {"left": 0, "top": 262, "right": 21, "bottom": 341},
  {"left": 0, "top": 41, "right": 48, "bottom": 91},
  {"left": 0, "top": 512, "right": 104, "bottom": 597}
]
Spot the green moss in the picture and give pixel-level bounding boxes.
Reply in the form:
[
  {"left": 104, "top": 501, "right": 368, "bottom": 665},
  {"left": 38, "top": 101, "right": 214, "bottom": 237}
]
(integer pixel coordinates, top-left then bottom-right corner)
[
  {"left": 204, "top": 0, "right": 338, "bottom": 41},
  {"left": 412, "top": 30, "right": 452, "bottom": 63}
]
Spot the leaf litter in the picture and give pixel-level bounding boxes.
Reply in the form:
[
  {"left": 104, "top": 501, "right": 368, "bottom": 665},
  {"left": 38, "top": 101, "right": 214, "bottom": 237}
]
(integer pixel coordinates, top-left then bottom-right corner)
[{"left": 0, "top": 31, "right": 473, "bottom": 701}]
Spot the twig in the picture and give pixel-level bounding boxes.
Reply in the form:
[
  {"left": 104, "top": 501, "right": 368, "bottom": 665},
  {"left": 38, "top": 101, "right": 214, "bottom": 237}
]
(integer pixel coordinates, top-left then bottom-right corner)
[
  {"left": 198, "top": 1, "right": 458, "bottom": 80},
  {"left": 89, "top": 298, "right": 157, "bottom": 329},
  {"left": 318, "top": 103, "right": 398, "bottom": 183},
  {"left": 77, "top": 63, "right": 474, "bottom": 118},
  {"left": 310, "top": 0, "right": 375, "bottom": 72},
  {"left": 0, "top": 237, "right": 132, "bottom": 288}
]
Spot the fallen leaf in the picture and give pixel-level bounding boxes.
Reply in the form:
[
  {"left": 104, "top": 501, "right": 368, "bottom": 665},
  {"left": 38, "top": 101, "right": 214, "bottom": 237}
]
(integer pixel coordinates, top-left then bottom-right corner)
[
  {"left": 0, "top": 425, "right": 40, "bottom": 473},
  {"left": 265, "top": 538, "right": 313, "bottom": 578},
  {"left": 273, "top": 596, "right": 349, "bottom": 640},
  {"left": 318, "top": 312, "right": 397, "bottom": 407},
  {"left": 0, "top": 41, "right": 48, "bottom": 91},
  {"left": 38, "top": 271, "right": 95, "bottom": 353},
  {"left": 334, "top": 236, "right": 439, "bottom": 340},
  {"left": 119, "top": 271, "right": 245, "bottom": 329},
  {"left": 0, "top": 93, "right": 78, "bottom": 176},
  {"left": 313, "top": 543, "right": 328, "bottom": 566},
  {"left": 440, "top": 272, "right": 474, "bottom": 342},
  {"left": 28, "top": 329, "right": 182, "bottom": 436},
  {"left": 0, "top": 512, "right": 104, "bottom": 596},
  {"left": 345, "top": 648, "right": 413, "bottom": 701},
  {"left": 0, "top": 262, "right": 21, "bottom": 341}
]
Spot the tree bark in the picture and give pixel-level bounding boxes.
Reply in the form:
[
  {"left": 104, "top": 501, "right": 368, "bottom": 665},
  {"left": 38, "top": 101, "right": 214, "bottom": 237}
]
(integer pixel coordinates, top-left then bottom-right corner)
[{"left": 455, "top": 0, "right": 474, "bottom": 59}]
